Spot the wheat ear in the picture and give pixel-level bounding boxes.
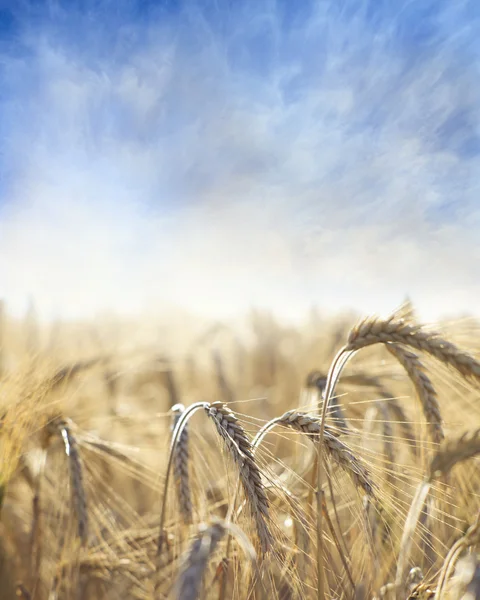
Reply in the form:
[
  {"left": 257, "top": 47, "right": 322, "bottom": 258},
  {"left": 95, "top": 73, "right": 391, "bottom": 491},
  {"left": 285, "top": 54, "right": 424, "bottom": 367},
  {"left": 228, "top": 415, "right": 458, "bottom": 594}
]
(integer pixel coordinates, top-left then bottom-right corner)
[
  {"left": 378, "top": 403, "right": 395, "bottom": 486},
  {"left": 275, "top": 411, "right": 375, "bottom": 496},
  {"left": 385, "top": 344, "right": 444, "bottom": 444},
  {"left": 205, "top": 402, "right": 272, "bottom": 552},
  {"left": 47, "top": 358, "right": 102, "bottom": 391},
  {"left": 175, "top": 520, "right": 256, "bottom": 600},
  {"left": 429, "top": 428, "right": 480, "bottom": 479},
  {"left": 156, "top": 400, "right": 268, "bottom": 599},
  {"left": 156, "top": 402, "right": 208, "bottom": 563},
  {"left": 346, "top": 316, "right": 480, "bottom": 385},
  {"left": 174, "top": 522, "right": 226, "bottom": 600},
  {"left": 48, "top": 417, "right": 89, "bottom": 545},
  {"left": 171, "top": 404, "right": 193, "bottom": 524}
]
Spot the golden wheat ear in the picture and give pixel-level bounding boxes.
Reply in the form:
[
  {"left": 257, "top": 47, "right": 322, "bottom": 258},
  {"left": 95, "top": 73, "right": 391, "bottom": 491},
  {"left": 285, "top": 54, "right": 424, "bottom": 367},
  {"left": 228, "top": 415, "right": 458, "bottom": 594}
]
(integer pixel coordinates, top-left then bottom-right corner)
[
  {"left": 171, "top": 404, "right": 193, "bottom": 525},
  {"left": 429, "top": 428, "right": 480, "bottom": 479},
  {"left": 346, "top": 316, "right": 480, "bottom": 385},
  {"left": 385, "top": 344, "right": 444, "bottom": 444},
  {"left": 46, "top": 416, "right": 89, "bottom": 546},
  {"left": 205, "top": 402, "right": 272, "bottom": 553},
  {"left": 255, "top": 410, "right": 375, "bottom": 497}
]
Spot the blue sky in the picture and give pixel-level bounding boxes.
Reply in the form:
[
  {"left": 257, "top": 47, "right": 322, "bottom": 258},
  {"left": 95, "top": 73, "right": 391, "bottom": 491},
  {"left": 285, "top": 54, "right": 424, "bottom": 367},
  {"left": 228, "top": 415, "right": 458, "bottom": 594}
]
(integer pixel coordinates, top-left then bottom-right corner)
[{"left": 0, "top": 0, "right": 479, "bottom": 321}]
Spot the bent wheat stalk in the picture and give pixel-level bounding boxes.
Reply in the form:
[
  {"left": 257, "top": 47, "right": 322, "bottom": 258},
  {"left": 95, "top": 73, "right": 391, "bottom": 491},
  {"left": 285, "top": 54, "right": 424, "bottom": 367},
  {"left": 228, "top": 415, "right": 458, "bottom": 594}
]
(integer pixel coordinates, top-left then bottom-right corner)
[
  {"left": 307, "top": 348, "right": 355, "bottom": 600},
  {"left": 434, "top": 512, "right": 480, "bottom": 600},
  {"left": 157, "top": 401, "right": 271, "bottom": 597},
  {"left": 47, "top": 358, "right": 102, "bottom": 392},
  {"left": 395, "top": 480, "right": 431, "bottom": 599},
  {"left": 156, "top": 402, "right": 209, "bottom": 578},
  {"left": 306, "top": 371, "right": 350, "bottom": 432}
]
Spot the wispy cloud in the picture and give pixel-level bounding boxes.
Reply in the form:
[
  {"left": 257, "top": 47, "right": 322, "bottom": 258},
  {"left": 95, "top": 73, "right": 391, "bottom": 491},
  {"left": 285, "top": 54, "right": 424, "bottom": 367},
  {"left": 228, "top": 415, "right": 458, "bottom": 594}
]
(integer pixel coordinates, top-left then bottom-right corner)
[{"left": 0, "top": 0, "right": 479, "bottom": 321}]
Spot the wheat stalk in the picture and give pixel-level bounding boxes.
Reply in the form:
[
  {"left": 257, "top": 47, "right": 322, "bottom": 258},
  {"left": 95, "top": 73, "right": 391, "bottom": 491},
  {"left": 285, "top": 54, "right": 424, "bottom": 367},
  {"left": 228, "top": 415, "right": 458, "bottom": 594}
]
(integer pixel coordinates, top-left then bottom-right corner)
[
  {"left": 319, "top": 313, "right": 479, "bottom": 582},
  {"left": 395, "top": 480, "right": 431, "bottom": 596},
  {"left": 448, "top": 555, "right": 480, "bottom": 600},
  {"left": 156, "top": 399, "right": 269, "bottom": 599},
  {"left": 434, "top": 513, "right": 480, "bottom": 600},
  {"left": 397, "top": 428, "right": 480, "bottom": 594},
  {"left": 205, "top": 402, "right": 272, "bottom": 552},
  {"left": 156, "top": 401, "right": 208, "bottom": 572},
  {"left": 253, "top": 399, "right": 373, "bottom": 598},
  {"left": 305, "top": 370, "right": 349, "bottom": 432}
]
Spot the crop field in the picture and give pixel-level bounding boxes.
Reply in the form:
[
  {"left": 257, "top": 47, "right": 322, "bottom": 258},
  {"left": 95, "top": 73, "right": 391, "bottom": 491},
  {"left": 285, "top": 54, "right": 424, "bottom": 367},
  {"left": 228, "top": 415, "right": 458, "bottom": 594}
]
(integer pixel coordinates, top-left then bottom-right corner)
[{"left": 2, "top": 301, "right": 480, "bottom": 599}]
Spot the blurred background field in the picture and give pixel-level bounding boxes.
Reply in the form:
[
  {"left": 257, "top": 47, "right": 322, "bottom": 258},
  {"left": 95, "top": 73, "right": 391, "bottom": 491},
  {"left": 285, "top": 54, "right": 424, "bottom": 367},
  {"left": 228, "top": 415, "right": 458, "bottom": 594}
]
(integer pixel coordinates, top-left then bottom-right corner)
[{"left": 2, "top": 299, "right": 480, "bottom": 598}]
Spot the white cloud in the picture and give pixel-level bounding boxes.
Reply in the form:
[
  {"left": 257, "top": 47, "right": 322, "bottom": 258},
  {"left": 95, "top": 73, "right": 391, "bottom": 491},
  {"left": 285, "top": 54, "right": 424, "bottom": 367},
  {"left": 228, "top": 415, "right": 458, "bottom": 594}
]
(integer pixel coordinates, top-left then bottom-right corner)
[{"left": 0, "top": 1, "right": 479, "bottom": 322}]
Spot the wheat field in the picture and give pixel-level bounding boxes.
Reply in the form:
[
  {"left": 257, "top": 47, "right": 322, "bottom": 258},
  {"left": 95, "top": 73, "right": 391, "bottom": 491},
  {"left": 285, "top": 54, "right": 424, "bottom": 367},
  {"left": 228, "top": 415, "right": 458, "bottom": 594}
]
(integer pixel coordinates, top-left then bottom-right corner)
[{"left": 2, "top": 300, "right": 480, "bottom": 599}]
